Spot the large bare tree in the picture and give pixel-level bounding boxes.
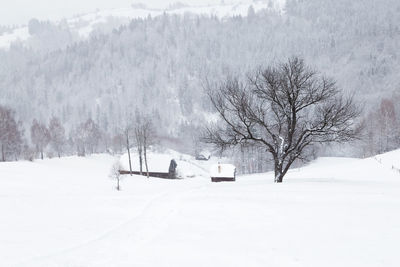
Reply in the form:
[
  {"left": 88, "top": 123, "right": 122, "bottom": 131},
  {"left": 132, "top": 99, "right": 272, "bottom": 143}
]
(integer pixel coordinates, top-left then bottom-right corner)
[{"left": 204, "top": 57, "right": 361, "bottom": 183}]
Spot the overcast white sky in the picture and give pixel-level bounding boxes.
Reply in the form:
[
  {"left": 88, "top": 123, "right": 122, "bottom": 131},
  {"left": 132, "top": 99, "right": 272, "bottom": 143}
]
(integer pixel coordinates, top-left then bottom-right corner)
[{"left": 0, "top": 0, "right": 224, "bottom": 26}]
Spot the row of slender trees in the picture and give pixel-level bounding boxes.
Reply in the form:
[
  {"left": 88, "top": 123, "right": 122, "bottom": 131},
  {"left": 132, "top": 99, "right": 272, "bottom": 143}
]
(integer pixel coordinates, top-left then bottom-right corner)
[
  {"left": 28, "top": 117, "right": 103, "bottom": 160},
  {"left": 109, "top": 113, "right": 157, "bottom": 191},
  {"left": 0, "top": 105, "right": 156, "bottom": 162},
  {"left": 122, "top": 112, "right": 156, "bottom": 178}
]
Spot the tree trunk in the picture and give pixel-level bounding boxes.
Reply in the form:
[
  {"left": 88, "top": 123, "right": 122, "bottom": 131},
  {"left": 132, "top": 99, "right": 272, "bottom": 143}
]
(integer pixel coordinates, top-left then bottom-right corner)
[
  {"left": 274, "top": 157, "right": 295, "bottom": 183},
  {"left": 117, "top": 178, "right": 120, "bottom": 191},
  {"left": 274, "top": 161, "right": 284, "bottom": 183},
  {"left": 138, "top": 148, "right": 143, "bottom": 175},
  {"left": 275, "top": 172, "right": 284, "bottom": 183},
  {"left": 274, "top": 169, "right": 284, "bottom": 183},
  {"left": 126, "top": 135, "right": 132, "bottom": 176},
  {"left": 144, "top": 146, "right": 149, "bottom": 178},
  {"left": 40, "top": 148, "right": 43, "bottom": 160},
  {"left": 104, "top": 139, "right": 109, "bottom": 154},
  {"left": 1, "top": 144, "right": 5, "bottom": 162}
]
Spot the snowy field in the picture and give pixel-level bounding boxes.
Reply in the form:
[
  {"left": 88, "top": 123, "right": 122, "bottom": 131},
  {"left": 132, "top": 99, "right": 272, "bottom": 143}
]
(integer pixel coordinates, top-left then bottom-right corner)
[{"left": 1, "top": 151, "right": 400, "bottom": 267}]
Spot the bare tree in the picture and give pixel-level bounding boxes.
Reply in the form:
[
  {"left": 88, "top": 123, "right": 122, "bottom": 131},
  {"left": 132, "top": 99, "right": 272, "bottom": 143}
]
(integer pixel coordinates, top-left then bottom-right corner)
[
  {"left": 361, "top": 97, "right": 400, "bottom": 156},
  {"left": 109, "top": 160, "right": 123, "bottom": 191},
  {"left": 117, "top": 111, "right": 135, "bottom": 176},
  {"left": 83, "top": 118, "right": 102, "bottom": 154},
  {"left": 111, "top": 133, "right": 124, "bottom": 154},
  {"left": 142, "top": 118, "right": 156, "bottom": 178},
  {"left": 72, "top": 126, "right": 85, "bottom": 156},
  {"left": 0, "top": 106, "right": 23, "bottom": 162},
  {"left": 133, "top": 113, "right": 144, "bottom": 175},
  {"left": 74, "top": 118, "right": 102, "bottom": 156},
  {"left": 48, "top": 116, "right": 65, "bottom": 158},
  {"left": 31, "top": 119, "right": 50, "bottom": 160},
  {"left": 134, "top": 113, "right": 156, "bottom": 178},
  {"left": 123, "top": 125, "right": 133, "bottom": 176},
  {"left": 204, "top": 57, "right": 361, "bottom": 183},
  {"left": 378, "top": 98, "right": 398, "bottom": 152}
]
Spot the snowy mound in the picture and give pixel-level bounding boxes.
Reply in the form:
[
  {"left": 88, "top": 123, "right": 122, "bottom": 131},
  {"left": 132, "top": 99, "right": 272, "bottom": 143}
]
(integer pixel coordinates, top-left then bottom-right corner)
[{"left": 373, "top": 149, "right": 400, "bottom": 173}]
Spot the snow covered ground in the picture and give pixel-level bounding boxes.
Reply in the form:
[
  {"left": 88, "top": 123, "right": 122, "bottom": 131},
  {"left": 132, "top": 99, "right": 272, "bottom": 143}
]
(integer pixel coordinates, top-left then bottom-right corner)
[{"left": 1, "top": 150, "right": 400, "bottom": 267}]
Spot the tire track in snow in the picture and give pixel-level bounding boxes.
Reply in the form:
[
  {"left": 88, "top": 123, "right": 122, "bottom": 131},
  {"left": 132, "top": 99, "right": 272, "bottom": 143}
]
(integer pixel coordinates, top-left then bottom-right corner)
[
  {"left": 127, "top": 183, "right": 210, "bottom": 248},
  {"left": 13, "top": 182, "right": 210, "bottom": 267}
]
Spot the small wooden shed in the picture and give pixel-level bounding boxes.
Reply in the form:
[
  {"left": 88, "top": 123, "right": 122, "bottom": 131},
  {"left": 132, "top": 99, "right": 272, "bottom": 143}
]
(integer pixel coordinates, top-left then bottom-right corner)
[{"left": 210, "top": 163, "right": 236, "bottom": 182}]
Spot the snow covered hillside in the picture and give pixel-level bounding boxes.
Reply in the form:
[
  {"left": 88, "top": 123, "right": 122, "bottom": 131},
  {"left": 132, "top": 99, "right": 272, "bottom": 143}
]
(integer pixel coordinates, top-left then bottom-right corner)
[
  {"left": 0, "top": 0, "right": 285, "bottom": 49},
  {"left": 1, "top": 150, "right": 400, "bottom": 267}
]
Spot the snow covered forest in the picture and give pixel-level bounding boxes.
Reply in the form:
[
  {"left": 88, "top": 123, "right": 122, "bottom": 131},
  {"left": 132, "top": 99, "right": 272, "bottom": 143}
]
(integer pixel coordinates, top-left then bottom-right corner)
[{"left": 1, "top": 0, "right": 400, "bottom": 168}]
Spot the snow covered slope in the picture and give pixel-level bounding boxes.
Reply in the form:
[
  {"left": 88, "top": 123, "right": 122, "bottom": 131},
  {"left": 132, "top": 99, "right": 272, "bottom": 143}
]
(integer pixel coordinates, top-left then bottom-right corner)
[
  {"left": 0, "top": 27, "right": 30, "bottom": 49},
  {"left": 373, "top": 149, "right": 400, "bottom": 173},
  {"left": 119, "top": 148, "right": 231, "bottom": 178},
  {"left": 0, "top": 0, "right": 285, "bottom": 49},
  {"left": 1, "top": 151, "right": 400, "bottom": 267}
]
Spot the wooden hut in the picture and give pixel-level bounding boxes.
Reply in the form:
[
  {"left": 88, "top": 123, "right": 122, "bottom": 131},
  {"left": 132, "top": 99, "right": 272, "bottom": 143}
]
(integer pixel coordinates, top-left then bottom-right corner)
[{"left": 210, "top": 163, "right": 236, "bottom": 182}]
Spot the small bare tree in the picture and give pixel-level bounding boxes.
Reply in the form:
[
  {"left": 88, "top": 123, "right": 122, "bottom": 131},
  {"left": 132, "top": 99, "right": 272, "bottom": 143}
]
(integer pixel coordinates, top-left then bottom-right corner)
[
  {"left": 74, "top": 118, "right": 102, "bottom": 156},
  {"left": 31, "top": 119, "right": 50, "bottom": 160},
  {"left": 82, "top": 118, "right": 102, "bottom": 154},
  {"left": 111, "top": 133, "right": 124, "bottom": 154},
  {"left": 0, "top": 106, "right": 23, "bottom": 162},
  {"left": 109, "top": 160, "right": 123, "bottom": 191},
  {"left": 48, "top": 116, "right": 65, "bottom": 158},
  {"left": 204, "top": 57, "right": 361, "bottom": 183}
]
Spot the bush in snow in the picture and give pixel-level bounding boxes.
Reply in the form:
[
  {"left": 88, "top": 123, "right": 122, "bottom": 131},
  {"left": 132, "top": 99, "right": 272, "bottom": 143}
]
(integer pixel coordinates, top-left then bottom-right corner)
[{"left": 109, "top": 160, "right": 123, "bottom": 191}]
